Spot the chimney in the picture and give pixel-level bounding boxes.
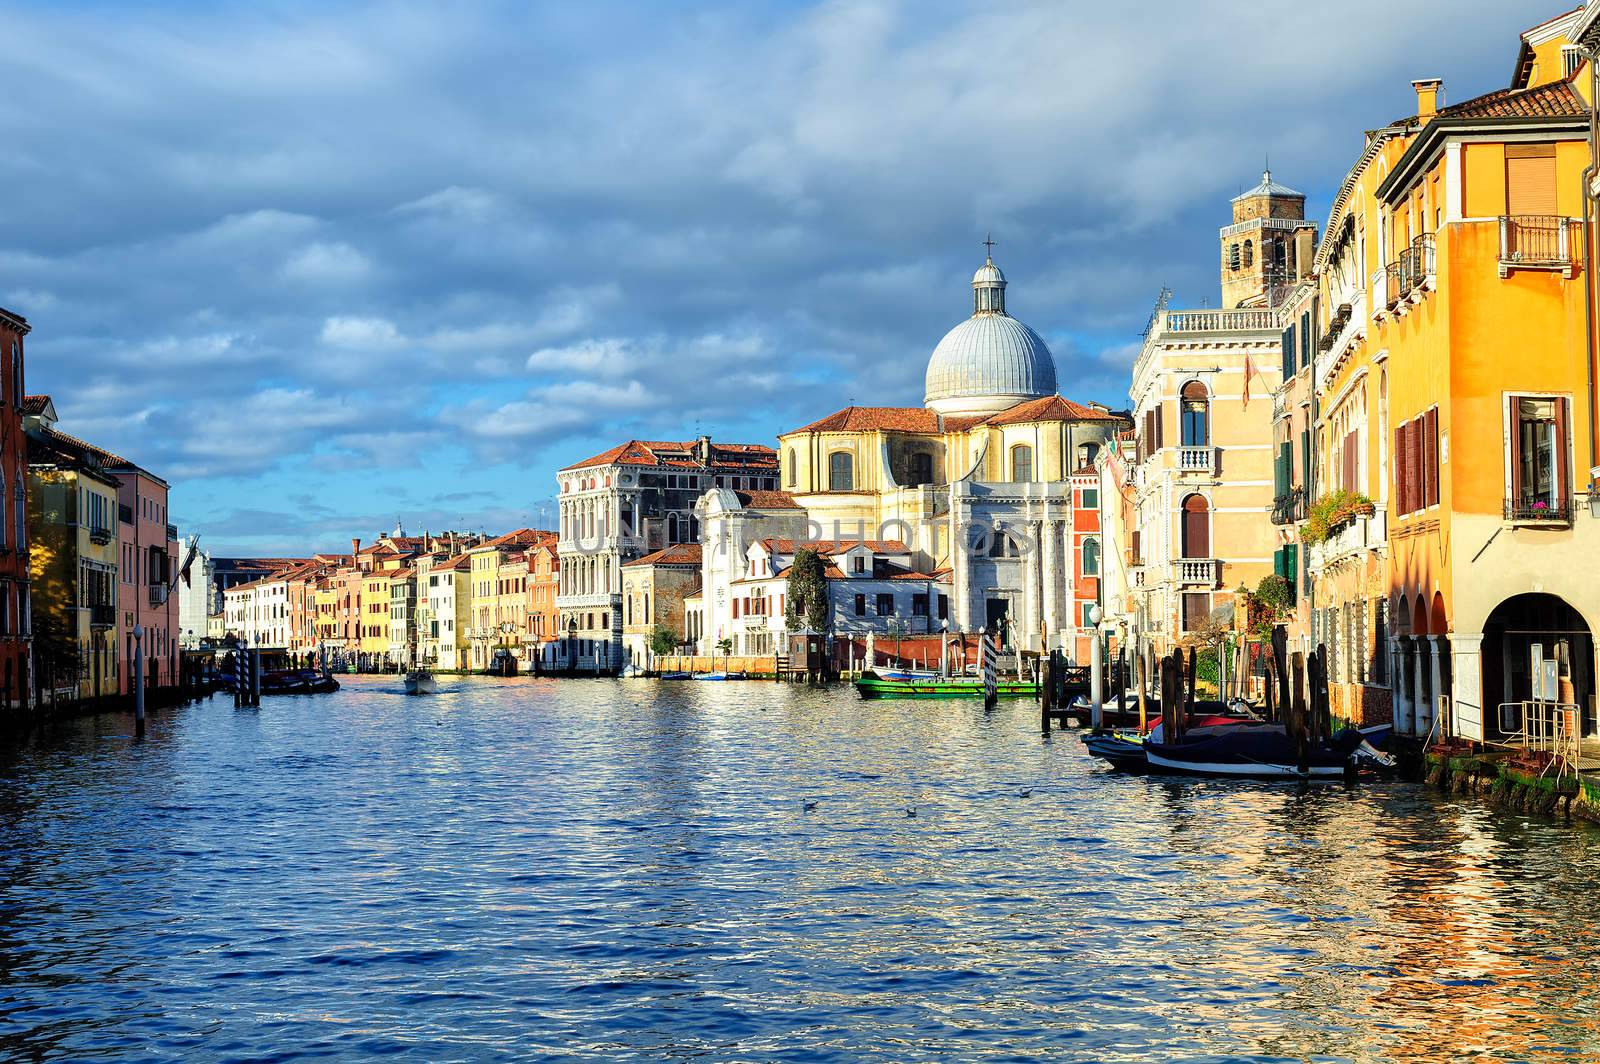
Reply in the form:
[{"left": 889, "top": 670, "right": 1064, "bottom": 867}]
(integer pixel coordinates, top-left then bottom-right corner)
[
  {"left": 1294, "top": 227, "right": 1316, "bottom": 281},
  {"left": 1413, "top": 78, "right": 1443, "bottom": 123},
  {"left": 351, "top": 537, "right": 361, "bottom": 559}
]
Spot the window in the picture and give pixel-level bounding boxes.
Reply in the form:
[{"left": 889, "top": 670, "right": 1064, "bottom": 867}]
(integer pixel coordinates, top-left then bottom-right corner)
[
  {"left": 1181, "top": 494, "right": 1209, "bottom": 558},
  {"left": 1509, "top": 396, "right": 1569, "bottom": 518},
  {"left": 785, "top": 449, "right": 796, "bottom": 487},
  {"left": 938, "top": 594, "right": 949, "bottom": 620},
  {"left": 854, "top": 593, "right": 866, "bottom": 616},
  {"left": 1180, "top": 381, "right": 1209, "bottom": 446},
  {"left": 1082, "top": 537, "right": 1100, "bottom": 577},
  {"left": 828, "top": 451, "right": 854, "bottom": 491},
  {"left": 1182, "top": 592, "right": 1211, "bottom": 633},
  {"left": 1010, "top": 445, "right": 1033, "bottom": 483},
  {"left": 9, "top": 340, "right": 18, "bottom": 406},
  {"left": 1243, "top": 239, "right": 1254, "bottom": 268},
  {"left": 1082, "top": 602, "right": 1095, "bottom": 627},
  {"left": 850, "top": 553, "right": 866, "bottom": 575},
  {"left": 1228, "top": 243, "right": 1240, "bottom": 270},
  {"left": 875, "top": 593, "right": 894, "bottom": 616},
  {"left": 1506, "top": 144, "right": 1557, "bottom": 217},
  {"left": 908, "top": 452, "right": 933, "bottom": 487},
  {"left": 1394, "top": 407, "right": 1442, "bottom": 516},
  {"left": 1282, "top": 322, "right": 1297, "bottom": 378},
  {"left": 912, "top": 594, "right": 929, "bottom": 617},
  {"left": 1081, "top": 488, "right": 1099, "bottom": 509},
  {"left": 1077, "top": 442, "right": 1099, "bottom": 469}
]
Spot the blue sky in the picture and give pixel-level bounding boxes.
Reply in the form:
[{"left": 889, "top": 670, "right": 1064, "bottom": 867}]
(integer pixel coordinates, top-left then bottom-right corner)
[{"left": 0, "top": 0, "right": 1548, "bottom": 555}]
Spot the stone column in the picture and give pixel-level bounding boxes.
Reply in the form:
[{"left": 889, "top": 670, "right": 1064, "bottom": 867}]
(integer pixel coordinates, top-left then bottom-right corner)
[
  {"left": 1022, "top": 519, "right": 1040, "bottom": 653},
  {"left": 1431, "top": 634, "right": 1451, "bottom": 739},
  {"left": 1392, "top": 638, "right": 1412, "bottom": 736},
  {"left": 950, "top": 482, "right": 972, "bottom": 633},
  {"left": 1413, "top": 635, "right": 1431, "bottom": 739},
  {"left": 1041, "top": 519, "right": 1060, "bottom": 650},
  {"left": 1449, "top": 632, "right": 1485, "bottom": 741}
]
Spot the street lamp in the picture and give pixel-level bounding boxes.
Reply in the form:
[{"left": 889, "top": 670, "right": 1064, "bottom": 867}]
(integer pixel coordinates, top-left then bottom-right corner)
[{"left": 132, "top": 624, "right": 145, "bottom": 737}]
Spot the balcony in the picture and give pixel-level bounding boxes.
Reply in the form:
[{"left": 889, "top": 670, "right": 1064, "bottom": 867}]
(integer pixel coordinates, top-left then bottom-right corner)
[
  {"left": 1384, "top": 262, "right": 1404, "bottom": 310},
  {"left": 1308, "top": 508, "right": 1387, "bottom": 573},
  {"left": 148, "top": 585, "right": 167, "bottom": 606},
  {"left": 1177, "top": 446, "right": 1216, "bottom": 475},
  {"left": 1271, "top": 488, "right": 1306, "bottom": 526},
  {"left": 88, "top": 524, "right": 113, "bottom": 545},
  {"left": 1499, "top": 216, "right": 1576, "bottom": 278},
  {"left": 1176, "top": 559, "right": 1218, "bottom": 587},
  {"left": 1505, "top": 497, "right": 1573, "bottom": 526},
  {"left": 89, "top": 604, "right": 115, "bottom": 629},
  {"left": 1159, "top": 308, "right": 1279, "bottom": 334}
]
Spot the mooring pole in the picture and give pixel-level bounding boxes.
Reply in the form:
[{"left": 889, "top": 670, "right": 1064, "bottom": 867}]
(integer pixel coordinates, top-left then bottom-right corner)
[
  {"left": 1089, "top": 606, "right": 1104, "bottom": 734},
  {"left": 133, "top": 625, "right": 145, "bottom": 739}
]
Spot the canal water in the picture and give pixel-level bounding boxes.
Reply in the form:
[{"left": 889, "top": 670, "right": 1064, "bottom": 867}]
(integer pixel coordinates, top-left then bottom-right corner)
[{"left": 2, "top": 677, "right": 1599, "bottom": 1062}]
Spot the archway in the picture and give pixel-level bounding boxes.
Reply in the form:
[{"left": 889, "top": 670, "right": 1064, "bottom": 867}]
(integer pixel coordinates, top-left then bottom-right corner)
[
  {"left": 1482, "top": 593, "right": 1595, "bottom": 739},
  {"left": 1430, "top": 592, "right": 1448, "bottom": 636},
  {"left": 1412, "top": 594, "right": 1429, "bottom": 637}
]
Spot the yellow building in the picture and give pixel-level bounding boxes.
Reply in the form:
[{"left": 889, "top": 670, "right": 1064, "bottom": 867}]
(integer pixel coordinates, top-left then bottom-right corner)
[
  {"left": 465, "top": 529, "right": 544, "bottom": 671},
  {"left": 26, "top": 448, "right": 121, "bottom": 700},
  {"left": 1344, "top": 6, "right": 1596, "bottom": 743},
  {"left": 359, "top": 570, "right": 393, "bottom": 663}
]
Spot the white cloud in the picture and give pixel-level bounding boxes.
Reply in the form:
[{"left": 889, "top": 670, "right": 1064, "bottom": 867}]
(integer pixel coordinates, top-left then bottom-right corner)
[
  {"left": 281, "top": 241, "right": 373, "bottom": 285},
  {"left": 320, "top": 315, "right": 404, "bottom": 350}
]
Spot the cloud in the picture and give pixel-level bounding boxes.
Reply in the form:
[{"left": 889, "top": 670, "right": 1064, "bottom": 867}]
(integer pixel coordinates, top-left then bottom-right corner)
[{"left": 0, "top": 0, "right": 1530, "bottom": 552}]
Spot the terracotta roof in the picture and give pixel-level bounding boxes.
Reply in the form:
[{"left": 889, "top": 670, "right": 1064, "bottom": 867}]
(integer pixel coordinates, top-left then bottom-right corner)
[
  {"left": 775, "top": 562, "right": 849, "bottom": 580},
  {"left": 789, "top": 398, "right": 1123, "bottom": 435},
  {"left": 760, "top": 538, "right": 910, "bottom": 556},
  {"left": 980, "top": 395, "right": 1125, "bottom": 426},
  {"left": 437, "top": 555, "right": 473, "bottom": 572},
  {"left": 21, "top": 395, "right": 49, "bottom": 417},
  {"left": 562, "top": 439, "right": 776, "bottom": 471},
  {"left": 471, "top": 528, "right": 554, "bottom": 552},
  {"left": 734, "top": 489, "right": 802, "bottom": 510},
  {"left": 789, "top": 406, "right": 942, "bottom": 434},
  {"left": 1434, "top": 79, "right": 1585, "bottom": 120},
  {"left": 625, "top": 543, "right": 703, "bottom": 567}
]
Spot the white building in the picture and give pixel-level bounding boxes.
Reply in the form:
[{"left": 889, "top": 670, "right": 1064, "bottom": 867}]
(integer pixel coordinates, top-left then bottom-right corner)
[
  {"left": 222, "top": 572, "right": 290, "bottom": 649},
  {"left": 556, "top": 437, "right": 778, "bottom": 672},
  {"left": 177, "top": 547, "right": 216, "bottom": 648}
]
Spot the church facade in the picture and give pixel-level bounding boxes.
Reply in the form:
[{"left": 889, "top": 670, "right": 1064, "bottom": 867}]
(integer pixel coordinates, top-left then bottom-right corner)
[{"left": 773, "top": 252, "right": 1128, "bottom": 659}]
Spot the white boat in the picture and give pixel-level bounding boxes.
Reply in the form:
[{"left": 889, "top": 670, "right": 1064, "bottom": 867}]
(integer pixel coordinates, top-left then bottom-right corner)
[{"left": 404, "top": 669, "right": 437, "bottom": 695}]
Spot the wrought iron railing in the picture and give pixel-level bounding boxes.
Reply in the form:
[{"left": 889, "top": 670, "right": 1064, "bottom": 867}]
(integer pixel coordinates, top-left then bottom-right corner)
[
  {"left": 1271, "top": 488, "right": 1305, "bottom": 526},
  {"left": 1384, "top": 262, "right": 1403, "bottom": 308},
  {"left": 1499, "top": 215, "right": 1571, "bottom": 267},
  {"left": 1504, "top": 496, "right": 1573, "bottom": 523}
]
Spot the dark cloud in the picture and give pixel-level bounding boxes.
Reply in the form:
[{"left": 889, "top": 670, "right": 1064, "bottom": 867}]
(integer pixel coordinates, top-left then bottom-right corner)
[{"left": 0, "top": 0, "right": 1534, "bottom": 552}]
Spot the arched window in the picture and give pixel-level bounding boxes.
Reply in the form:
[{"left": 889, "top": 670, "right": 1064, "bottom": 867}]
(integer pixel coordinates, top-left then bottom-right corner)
[
  {"left": 1228, "top": 244, "right": 1241, "bottom": 270},
  {"left": 1181, "top": 494, "right": 1210, "bottom": 558},
  {"left": 666, "top": 513, "right": 679, "bottom": 543},
  {"left": 785, "top": 449, "right": 796, "bottom": 487},
  {"left": 1010, "top": 444, "right": 1033, "bottom": 483},
  {"left": 1082, "top": 537, "right": 1100, "bottom": 576},
  {"left": 908, "top": 452, "right": 933, "bottom": 487},
  {"left": 0, "top": 471, "right": 8, "bottom": 550},
  {"left": 1180, "top": 380, "right": 1209, "bottom": 447},
  {"left": 828, "top": 451, "right": 854, "bottom": 491},
  {"left": 1243, "top": 240, "right": 1254, "bottom": 268}
]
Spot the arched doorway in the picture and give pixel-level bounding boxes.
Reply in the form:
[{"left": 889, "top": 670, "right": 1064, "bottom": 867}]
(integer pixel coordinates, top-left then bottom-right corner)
[{"left": 1483, "top": 593, "right": 1595, "bottom": 739}]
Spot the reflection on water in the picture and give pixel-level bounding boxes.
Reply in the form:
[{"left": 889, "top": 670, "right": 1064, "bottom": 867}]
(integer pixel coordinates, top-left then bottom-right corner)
[{"left": 1, "top": 676, "right": 1599, "bottom": 1061}]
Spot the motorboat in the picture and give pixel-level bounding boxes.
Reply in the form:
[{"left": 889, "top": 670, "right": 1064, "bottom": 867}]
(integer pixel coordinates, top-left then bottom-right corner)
[
  {"left": 694, "top": 671, "right": 749, "bottom": 682},
  {"left": 854, "top": 669, "right": 1039, "bottom": 699},
  {"left": 403, "top": 669, "right": 437, "bottom": 695}
]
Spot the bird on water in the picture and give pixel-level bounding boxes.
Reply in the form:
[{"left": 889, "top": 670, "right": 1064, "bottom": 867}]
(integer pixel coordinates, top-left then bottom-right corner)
[
  {"left": 803, "top": 800, "right": 818, "bottom": 812},
  {"left": 905, "top": 807, "right": 917, "bottom": 818}
]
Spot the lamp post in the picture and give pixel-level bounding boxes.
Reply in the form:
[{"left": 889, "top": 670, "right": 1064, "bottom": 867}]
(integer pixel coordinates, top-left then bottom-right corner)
[
  {"left": 133, "top": 624, "right": 145, "bottom": 738},
  {"left": 940, "top": 620, "right": 950, "bottom": 679}
]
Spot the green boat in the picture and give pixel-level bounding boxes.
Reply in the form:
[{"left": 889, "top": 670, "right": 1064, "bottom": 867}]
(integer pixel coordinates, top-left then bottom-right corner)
[{"left": 854, "top": 669, "right": 1040, "bottom": 699}]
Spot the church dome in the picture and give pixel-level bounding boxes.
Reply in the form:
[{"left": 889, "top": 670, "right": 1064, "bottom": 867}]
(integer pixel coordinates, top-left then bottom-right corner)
[{"left": 925, "top": 252, "right": 1057, "bottom": 416}]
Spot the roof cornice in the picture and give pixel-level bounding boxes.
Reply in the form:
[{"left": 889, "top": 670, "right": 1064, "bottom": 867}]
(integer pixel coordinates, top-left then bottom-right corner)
[{"left": 1375, "top": 114, "right": 1587, "bottom": 203}]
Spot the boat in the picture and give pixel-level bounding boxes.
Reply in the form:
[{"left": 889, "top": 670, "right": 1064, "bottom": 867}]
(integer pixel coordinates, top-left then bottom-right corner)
[
  {"left": 238, "top": 669, "right": 340, "bottom": 696},
  {"left": 694, "top": 671, "right": 748, "bottom": 681},
  {"left": 404, "top": 669, "right": 437, "bottom": 695},
  {"left": 854, "top": 669, "right": 1039, "bottom": 699},
  {"left": 658, "top": 671, "right": 692, "bottom": 680},
  {"left": 1060, "top": 696, "right": 1254, "bottom": 729},
  {"left": 1132, "top": 723, "right": 1395, "bottom": 780}
]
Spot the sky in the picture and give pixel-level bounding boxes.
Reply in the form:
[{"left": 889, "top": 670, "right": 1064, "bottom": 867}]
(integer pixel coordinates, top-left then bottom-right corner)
[{"left": 0, "top": 0, "right": 1551, "bottom": 556}]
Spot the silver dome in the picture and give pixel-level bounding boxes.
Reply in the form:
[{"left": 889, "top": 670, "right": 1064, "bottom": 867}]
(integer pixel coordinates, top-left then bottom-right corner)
[{"left": 924, "top": 315, "right": 1057, "bottom": 414}]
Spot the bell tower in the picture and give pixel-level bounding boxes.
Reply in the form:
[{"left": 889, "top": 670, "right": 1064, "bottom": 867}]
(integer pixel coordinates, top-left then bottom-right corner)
[{"left": 1219, "top": 170, "right": 1317, "bottom": 308}]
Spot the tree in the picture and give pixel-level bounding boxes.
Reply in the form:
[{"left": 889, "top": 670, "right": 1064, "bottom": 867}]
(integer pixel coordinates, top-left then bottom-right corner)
[
  {"left": 648, "top": 624, "right": 679, "bottom": 658},
  {"left": 784, "top": 548, "right": 830, "bottom": 633},
  {"left": 716, "top": 637, "right": 734, "bottom": 656}
]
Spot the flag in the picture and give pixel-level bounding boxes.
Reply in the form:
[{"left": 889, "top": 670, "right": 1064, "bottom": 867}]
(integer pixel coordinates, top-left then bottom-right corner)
[{"left": 1241, "top": 352, "right": 1262, "bottom": 410}]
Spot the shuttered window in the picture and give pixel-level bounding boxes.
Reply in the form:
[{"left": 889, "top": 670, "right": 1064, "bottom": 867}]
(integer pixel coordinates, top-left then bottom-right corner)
[
  {"left": 1422, "top": 408, "right": 1439, "bottom": 508},
  {"left": 1282, "top": 326, "right": 1296, "bottom": 377},
  {"left": 1181, "top": 495, "right": 1209, "bottom": 558},
  {"left": 1506, "top": 144, "right": 1557, "bottom": 217}
]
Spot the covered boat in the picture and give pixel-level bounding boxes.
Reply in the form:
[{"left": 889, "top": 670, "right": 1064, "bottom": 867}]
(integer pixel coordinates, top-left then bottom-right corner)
[{"left": 854, "top": 669, "right": 1039, "bottom": 699}]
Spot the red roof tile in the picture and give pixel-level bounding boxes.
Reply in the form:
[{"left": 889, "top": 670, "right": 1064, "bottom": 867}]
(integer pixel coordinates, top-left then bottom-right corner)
[
  {"left": 980, "top": 395, "right": 1125, "bottom": 426},
  {"left": 562, "top": 439, "right": 776, "bottom": 471},
  {"left": 625, "top": 543, "right": 703, "bottom": 567},
  {"left": 1436, "top": 79, "right": 1586, "bottom": 120},
  {"left": 734, "top": 489, "right": 801, "bottom": 510},
  {"left": 790, "top": 398, "right": 1125, "bottom": 434},
  {"left": 759, "top": 538, "right": 910, "bottom": 555},
  {"left": 789, "top": 406, "right": 942, "bottom": 434}
]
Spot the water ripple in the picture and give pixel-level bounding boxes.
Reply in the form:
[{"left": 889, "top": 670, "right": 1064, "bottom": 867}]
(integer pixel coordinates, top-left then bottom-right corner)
[{"left": 2, "top": 677, "right": 1600, "bottom": 1060}]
